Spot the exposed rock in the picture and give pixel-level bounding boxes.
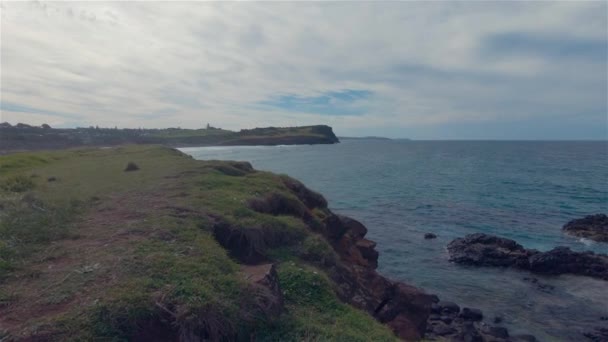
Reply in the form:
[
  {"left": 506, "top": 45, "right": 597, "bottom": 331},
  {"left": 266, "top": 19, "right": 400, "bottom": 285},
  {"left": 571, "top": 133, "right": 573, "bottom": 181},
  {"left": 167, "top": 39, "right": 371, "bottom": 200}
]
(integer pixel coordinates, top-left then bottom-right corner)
[
  {"left": 437, "top": 301, "right": 460, "bottom": 315},
  {"left": 447, "top": 233, "right": 608, "bottom": 280},
  {"left": 424, "top": 233, "right": 438, "bottom": 239},
  {"left": 281, "top": 177, "right": 327, "bottom": 209},
  {"left": 583, "top": 327, "right": 608, "bottom": 342},
  {"left": 529, "top": 247, "right": 608, "bottom": 280},
  {"left": 563, "top": 214, "right": 608, "bottom": 242},
  {"left": 460, "top": 308, "right": 483, "bottom": 321},
  {"left": 241, "top": 264, "right": 284, "bottom": 317},
  {"left": 512, "top": 334, "right": 538, "bottom": 342},
  {"left": 522, "top": 277, "right": 555, "bottom": 292},
  {"left": 447, "top": 233, "right": 534, "bottom": 268}
]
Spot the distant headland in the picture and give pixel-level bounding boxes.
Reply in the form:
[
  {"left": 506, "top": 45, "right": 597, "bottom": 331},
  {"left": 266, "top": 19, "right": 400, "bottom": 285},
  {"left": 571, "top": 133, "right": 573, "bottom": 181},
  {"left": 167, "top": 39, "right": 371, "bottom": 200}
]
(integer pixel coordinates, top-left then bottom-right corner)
[{"left": 0, "top": 122, "right": 340, "bottom": 153}]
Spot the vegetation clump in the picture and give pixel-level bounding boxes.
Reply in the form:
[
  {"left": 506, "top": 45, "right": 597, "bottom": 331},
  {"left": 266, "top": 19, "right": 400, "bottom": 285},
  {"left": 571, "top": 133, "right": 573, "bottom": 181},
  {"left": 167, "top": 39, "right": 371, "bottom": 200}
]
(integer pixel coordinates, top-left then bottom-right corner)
[{"left": 124, "top": 161, "right": 140, "bottom": 172}]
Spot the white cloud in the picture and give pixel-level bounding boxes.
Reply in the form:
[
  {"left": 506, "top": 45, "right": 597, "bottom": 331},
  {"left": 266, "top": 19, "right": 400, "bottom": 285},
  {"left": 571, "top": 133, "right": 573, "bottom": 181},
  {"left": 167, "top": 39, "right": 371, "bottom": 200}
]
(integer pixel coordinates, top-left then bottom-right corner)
[{"left": 1, "top": 1, "right": 606, "bottom": 138}]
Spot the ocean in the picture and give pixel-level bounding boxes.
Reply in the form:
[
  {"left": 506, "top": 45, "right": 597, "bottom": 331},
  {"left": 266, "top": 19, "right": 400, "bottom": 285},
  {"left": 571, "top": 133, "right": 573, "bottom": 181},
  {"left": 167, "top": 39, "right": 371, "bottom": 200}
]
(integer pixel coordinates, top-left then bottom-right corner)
[{"left": 180, "top": 140, "right": 608, "bottom": 341}]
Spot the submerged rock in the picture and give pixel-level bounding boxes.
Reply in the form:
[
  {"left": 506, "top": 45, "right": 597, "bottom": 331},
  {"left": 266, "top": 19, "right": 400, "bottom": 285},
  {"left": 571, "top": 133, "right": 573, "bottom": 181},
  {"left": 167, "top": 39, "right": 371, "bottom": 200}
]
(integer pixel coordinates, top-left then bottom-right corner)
[
  {"left": 563, "top": 214, "right": 608, "bottom": 243},
  {"left": 424, "top": 233, "right": 437, "bottom": 239},
  {"left": 447, "top": 233, "right": 608, "bottom": 280}
]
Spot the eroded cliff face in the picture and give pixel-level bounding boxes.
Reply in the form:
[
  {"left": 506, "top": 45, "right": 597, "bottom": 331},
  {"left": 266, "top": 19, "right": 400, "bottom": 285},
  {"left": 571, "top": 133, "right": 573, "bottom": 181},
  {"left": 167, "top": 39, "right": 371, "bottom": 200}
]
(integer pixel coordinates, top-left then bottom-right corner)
[{"left": 213, "top": 173, "right": 437, "bottom": 340}]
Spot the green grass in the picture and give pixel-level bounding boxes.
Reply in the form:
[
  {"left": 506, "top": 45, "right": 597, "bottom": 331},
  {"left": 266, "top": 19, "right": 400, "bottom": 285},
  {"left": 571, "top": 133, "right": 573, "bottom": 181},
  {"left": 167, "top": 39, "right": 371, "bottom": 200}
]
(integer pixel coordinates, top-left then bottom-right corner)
[
  {"left": 256, "top": 262, "right": 397, "bottom": 342},
  {"left": 0, "top": 145, "right": 395, "bottom": 341}
]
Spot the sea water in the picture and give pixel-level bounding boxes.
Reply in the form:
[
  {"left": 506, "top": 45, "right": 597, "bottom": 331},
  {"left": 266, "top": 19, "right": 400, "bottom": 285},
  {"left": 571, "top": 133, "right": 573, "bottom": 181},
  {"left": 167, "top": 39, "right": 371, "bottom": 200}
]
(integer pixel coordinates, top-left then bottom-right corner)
[{"left": 181, "top": 140, "right": 608, "bottom": 341}]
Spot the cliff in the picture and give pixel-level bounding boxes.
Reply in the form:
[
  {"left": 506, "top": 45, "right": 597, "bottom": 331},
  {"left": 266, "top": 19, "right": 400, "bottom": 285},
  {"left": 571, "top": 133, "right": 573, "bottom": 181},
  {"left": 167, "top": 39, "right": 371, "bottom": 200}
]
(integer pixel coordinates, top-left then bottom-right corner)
[
  {"left": 0, "top": 124, "right": 340, "bottom": 153},
  {"left": 0, "top": 145, "right": 429, "bottom": 341}
]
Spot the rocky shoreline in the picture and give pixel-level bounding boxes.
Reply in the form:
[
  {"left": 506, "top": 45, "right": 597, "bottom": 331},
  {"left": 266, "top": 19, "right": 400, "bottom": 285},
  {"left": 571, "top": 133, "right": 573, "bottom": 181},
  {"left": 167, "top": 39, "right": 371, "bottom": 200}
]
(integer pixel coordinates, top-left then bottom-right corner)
[
  {"left": 212, "top": 171, "right": 540, "bottom": 341},
  {"left": 447, "top": 233, "right": 608, "bottom": 280}
]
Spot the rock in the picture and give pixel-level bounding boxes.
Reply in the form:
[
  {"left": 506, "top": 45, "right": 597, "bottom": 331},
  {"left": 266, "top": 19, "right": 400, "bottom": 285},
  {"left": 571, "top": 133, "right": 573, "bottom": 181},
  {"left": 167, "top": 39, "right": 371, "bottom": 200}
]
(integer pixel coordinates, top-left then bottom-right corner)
[
  {"left": 563, "top": 214, "right": 608, "bottom": 243},
  {"left": 425, "top": 233, "right": 437, "bottom": 239},
  {"left": 493, "top": 315, "right": 503, "bottom": 324},
  {"left": 433, "top": 322, "right": 457, "bottom": 336},
  {"left": 460, "top": 308, "right": 483, "bottom": 321},
  {"left": 522, "top": 277, "right": 555, "bottom": 292},
  {"left": 528, "top": 246, "right": 608, "bottom": 280},
  {"left": 438, "top": 301, "right": 461, "bottom": 314},
  {"left": 583, "top": 327, "right": 608, "bottom": 342},
  {"left": 448, "top": 233, "right": 608, "bottom": 280},
  {"left": 376, "top": 282, "right": 437, "bottom": 340},
  {"left": 447, "top": 233, "right": 533, "bottom": 268},
  {"left": 47, "top": 176, "right": 57, "bottom": 182},
  {"left": 512, "top": 334, "right": 538, "bottom": 342},
  {"left": 483, "top": 326, "right": 509, "bottom": 338},
  {"left": 241, "top": 263, "right": 284, "bottom": 317},
  {"left": 441, "top": 315, "right": 454, "bottom": 324}
]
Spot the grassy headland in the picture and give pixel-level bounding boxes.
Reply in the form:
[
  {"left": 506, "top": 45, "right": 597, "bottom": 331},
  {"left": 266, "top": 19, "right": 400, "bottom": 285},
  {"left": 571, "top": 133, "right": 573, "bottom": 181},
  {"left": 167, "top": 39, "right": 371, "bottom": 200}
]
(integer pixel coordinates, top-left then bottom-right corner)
[
  {"left": 0, "top": 124, "right": 340, "bottom": 154},
  {"left": 0, "top": 145, "right": 431, "bottom": 341}
]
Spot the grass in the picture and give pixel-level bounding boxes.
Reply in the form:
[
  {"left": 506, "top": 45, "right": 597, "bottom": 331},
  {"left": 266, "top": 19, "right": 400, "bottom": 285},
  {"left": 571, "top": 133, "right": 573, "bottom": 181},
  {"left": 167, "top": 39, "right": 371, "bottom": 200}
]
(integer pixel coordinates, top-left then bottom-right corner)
[
  {"left": 0, "top": 145, "right": 395, "bottom": 340},
  {"left": 256, "top": 262, "right": 397, "bottom": 342}
]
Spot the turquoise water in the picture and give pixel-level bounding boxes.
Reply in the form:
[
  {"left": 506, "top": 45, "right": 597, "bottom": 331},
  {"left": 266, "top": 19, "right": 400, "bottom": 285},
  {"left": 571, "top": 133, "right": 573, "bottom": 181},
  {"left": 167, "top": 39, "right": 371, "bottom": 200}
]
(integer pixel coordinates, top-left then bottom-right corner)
[{"left": 181, "top": 140, "right": 608, "bottom": 341}]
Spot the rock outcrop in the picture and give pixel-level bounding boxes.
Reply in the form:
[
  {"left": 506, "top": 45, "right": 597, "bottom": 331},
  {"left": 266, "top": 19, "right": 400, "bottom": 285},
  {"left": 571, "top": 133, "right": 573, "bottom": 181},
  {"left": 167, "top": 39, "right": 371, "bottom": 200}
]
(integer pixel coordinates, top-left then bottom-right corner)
[
  {"left": 425, "top": 302, "right": 538, "bottom": 342},
  {"left": 563, "top": 214, "right": 608, "bottom": 243},
  {"left": 447, "top": 233, "right": 608, "bottom": 280}
]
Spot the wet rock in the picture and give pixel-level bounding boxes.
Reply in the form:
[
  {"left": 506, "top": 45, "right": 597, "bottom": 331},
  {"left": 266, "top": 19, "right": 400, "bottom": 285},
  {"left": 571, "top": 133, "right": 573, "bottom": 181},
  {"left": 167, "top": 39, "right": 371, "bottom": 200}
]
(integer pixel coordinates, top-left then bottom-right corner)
[
  {"left": 438, "top": 301, "right": 461, "bottom": 314},
  {"left": 583, "top": 327, "right": 608, "bottom": 342},
  {"left": 448, "top": 233, "right": 608, "bottom": 280},
  {"left": 460, "top": 308, "right": 483, "bottom": 321},
  {"left": 522, "top": 277, "right": 555, "bottom": 292},
  {"left": 563, "top": 214, "right": 608, "bottom": 243},
  {"left": 512, "top": 334, "right": 538, "bottom": 342},
  {"left": 425, "top": 233, "right": 438, "bottom": 239},
  {"left": 482, "top": 325, "right": 509, "bottom": 338},
  {"left": 528, "top": 246, "right": 608, "bottom": 280},
  {"left": 433, "top": 322, "right": 457, "bottom": 336},
  {"left": 493, "top": 315, "right": 503, "bottom": 324},
  {"left": 447, "top": 233, "right": 533, "bottom": 268}
]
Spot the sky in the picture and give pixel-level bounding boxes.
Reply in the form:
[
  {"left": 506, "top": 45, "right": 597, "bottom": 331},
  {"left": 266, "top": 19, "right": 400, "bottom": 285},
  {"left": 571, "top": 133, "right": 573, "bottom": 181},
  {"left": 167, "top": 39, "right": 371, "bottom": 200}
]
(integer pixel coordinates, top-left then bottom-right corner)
[{"left": 1, "top": 1, "right": 607, "bottom": 140}]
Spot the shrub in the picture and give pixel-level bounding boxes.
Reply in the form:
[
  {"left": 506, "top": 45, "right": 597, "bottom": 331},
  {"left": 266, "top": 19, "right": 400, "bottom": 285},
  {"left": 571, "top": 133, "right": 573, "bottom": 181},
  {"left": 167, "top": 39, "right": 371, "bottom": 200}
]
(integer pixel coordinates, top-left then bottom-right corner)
[{"left": 124, "top": 162, "right": 140, "bottom": 172}]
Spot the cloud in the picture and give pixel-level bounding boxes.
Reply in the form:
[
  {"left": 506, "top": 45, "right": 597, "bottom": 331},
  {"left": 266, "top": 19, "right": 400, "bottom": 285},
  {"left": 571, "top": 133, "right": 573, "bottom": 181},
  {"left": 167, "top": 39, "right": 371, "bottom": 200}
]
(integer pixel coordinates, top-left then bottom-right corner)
[
  {"left": 260, "top": 90, "right": 372, "bottom": 116},
  {"left": 0, "top": 1, "right": 606, "bottom": 139}
]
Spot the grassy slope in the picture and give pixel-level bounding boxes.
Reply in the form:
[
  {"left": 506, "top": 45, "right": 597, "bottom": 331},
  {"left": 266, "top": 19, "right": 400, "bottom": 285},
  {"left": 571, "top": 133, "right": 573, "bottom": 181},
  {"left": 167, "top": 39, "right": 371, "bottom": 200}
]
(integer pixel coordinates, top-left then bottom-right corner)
[{"left": 0, "top": 146, "right": 395, "bottom": 341}]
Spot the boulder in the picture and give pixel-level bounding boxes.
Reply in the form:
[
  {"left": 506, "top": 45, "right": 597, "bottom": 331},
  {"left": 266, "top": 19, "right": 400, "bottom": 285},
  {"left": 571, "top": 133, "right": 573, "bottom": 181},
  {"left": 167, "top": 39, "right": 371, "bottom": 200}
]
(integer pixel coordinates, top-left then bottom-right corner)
[
  {"left": 460, "top": 307, "right": 483, "bottom": 321},
  {"left": 563, "top": 214, "right": 608, "bottom": 243},
  {"left": 241, "top": 264, "right": 284, "bottom": 317},
  {"left": 447, "top": 233, "right": 533, "bottom": 268},
  {"left": 424, "top": 233, "right": 437, "bottom": 239},
  {"left": 528, "top": 247, "right": 608, "bottom": 280},
  {"left": 448, "top": 234, "right": 608, "bottom": 281}
]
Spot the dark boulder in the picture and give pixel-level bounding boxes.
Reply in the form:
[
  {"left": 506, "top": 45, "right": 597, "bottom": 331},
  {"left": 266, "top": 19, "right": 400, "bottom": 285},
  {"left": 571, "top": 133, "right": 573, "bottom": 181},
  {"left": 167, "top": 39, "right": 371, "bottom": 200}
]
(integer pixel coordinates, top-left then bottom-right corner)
[
  {"left": 583, "top": 327, "right": 608, "bottom": 342},
  {"left": 448, "top": 233, "right": 608, "bottom": 280},
  {"left": 528, "top": 246, "right": 608, "bottom": 280},
  {"left": 447, "top": 233, "right": 533, "bottom": 268},
  {"left": 424, "top": 233, "right": 437, "bottom": 239},
  {"left": 437, "top": 301, "right": 460, "bottom": 314},
  {"left": 460, "top": 307, "right": 483, "bottom": 321},
  {"left": 563, "top": 214, "right": 608, "bottom": 243}
]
